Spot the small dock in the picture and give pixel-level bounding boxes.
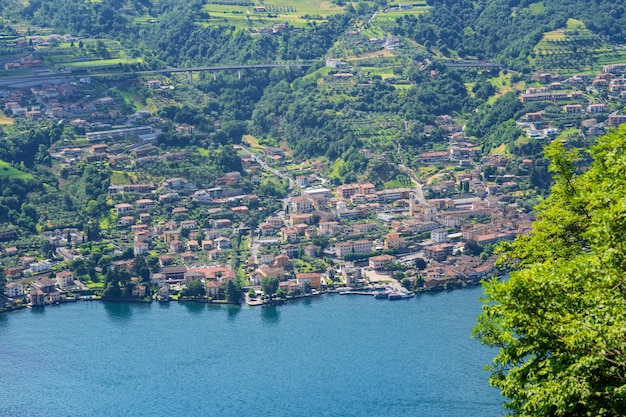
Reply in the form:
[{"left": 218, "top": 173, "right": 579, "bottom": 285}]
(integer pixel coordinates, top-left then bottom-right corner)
[{"left": 339, "top": 291, "right": 375, "bottom": 296}]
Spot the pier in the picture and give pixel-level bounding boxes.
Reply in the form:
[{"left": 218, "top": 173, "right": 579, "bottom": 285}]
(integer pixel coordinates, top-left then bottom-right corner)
[{"left": 339, "top": 291, "right": 375, "bottom": 296}]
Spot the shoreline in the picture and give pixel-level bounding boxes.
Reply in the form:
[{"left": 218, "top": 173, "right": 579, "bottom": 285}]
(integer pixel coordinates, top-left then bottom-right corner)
[{"left": 0, "top": 278, "right": 493, "bottom": 315}]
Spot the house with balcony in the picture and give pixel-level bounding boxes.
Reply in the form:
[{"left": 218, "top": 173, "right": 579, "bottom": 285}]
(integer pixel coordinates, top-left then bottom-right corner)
[{"left": 56, "top": 270, "right": 75, "bottom": 288}]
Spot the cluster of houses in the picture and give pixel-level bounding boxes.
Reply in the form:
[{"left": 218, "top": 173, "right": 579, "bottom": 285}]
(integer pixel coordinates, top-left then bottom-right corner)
[
  {"left": 249, "top": 169, "right": 531, "bottom": 287},
  {"left": 519, "top": 65, "right": 626, "bottom": 138},
  {"left": 7, "top": 153, "right": 528, "bottom": 302},
  {"left": 255, "top": 23, "right": 293, "bottom": 35},
  {"left": 4, "top": 271, "right": 78, "bottom": 307},
  {"left": 149, "top": 263, "right": 322, "bottom": 299},
  {"left": 52, "top": 132, "right": 194, "bottom": 174},
  {"left": 3, "top": 54, "right": 44, "bottom": 70},
  {"left": 0, "top": 78, "right": 162, "bottom": 134},
  {"left": 2, "top": 34, "right": 77, "bottom": 51},
  {"left": 1, "top": 114, "right": 538, "bottom": 303},
  {"left": 1, "top": 57, "right": 586, "bottom": 304}
]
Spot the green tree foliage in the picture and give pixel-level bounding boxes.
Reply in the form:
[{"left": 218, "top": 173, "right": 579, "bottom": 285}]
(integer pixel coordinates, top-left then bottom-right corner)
[
  {"left": 252, "top": 67, "right": 472, "bottom": 163},
  {"left": 22, "top": 0, "right": 131, "bottom": 36},
  {"left": 222, "top": 279, "right": 243, "bottom": 304},
  {"left": 102, "top": 281, "right": 121, "bottom": 299},
  {"left": 466, "top": 92, "right": 524, "bottom": 150},
  {"left": 182, "top": 280, "right": 205, "bottom": 298},
  {"left": 464, "top": 239, "right": 483, "bottom": 257},
  {"left": 474, "top": 125, "right": 626, "bottom": 416},
  {"left": 260, "top": 276, "right": 279, "bottom": 300}
]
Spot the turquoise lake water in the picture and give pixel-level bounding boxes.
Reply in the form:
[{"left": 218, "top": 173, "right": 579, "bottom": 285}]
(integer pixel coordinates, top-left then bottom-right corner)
[{"left": 0, "top": 285, "right": 503, "bottom": 417}]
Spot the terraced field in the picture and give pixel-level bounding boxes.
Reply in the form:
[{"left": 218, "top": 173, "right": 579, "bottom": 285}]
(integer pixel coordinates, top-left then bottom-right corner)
[
  {"left": 533, "top": 19, "right": 626, "bottom": 73},
  {"left": 370, "top": 3, "right": 430, "bottom": 30},
  {"left": 29, "top": 39, "right": 142, "bottom": 71},
  {"left": 198, "top": 0, "right": 345, "bottom": 29}
]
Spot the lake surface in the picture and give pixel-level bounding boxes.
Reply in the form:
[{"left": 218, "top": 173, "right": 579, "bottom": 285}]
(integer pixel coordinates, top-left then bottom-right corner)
[{"left": 0, "top": 286, "right": 503, "bottom": 417}]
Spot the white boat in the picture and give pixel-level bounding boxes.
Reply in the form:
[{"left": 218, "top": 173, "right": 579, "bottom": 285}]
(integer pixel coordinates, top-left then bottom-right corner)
[
  {"left": 373, "top": 289, "right": 392, "bottom": 299},
  {"left": 388, "top": 291, "right": 415, "bottom": 300}
]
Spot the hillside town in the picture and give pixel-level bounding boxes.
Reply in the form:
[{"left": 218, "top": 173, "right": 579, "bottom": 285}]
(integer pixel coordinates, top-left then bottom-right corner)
[
  {"left": 0, "top": 84, "right": 541, "bottom": 308},
  {"left": 2, "top": 42, "right": 626, "bottom": 309}
]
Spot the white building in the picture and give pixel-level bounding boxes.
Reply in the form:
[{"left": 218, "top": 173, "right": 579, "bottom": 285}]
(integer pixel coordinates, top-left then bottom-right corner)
[
  {"left": 147, "top": 80, "right": 161, "bottom": 89},
  {"left": 302, "top": 188, "right": 332, "bottom": 198},
  {"left": 134, "top": 242, "right": 149, "bottom": 256},
  {"left": 335, "top": 240, "right": 372, "bottom": 257},
  {"left": 56, "top": 270, "right": 75, "bottom": 288},
  {"left": 30, "top": 261, "right": 52, "bottom": 273},
  {"left": 431, "top": 229, "right": 449, "bottom": 243},
  {"left": 326, "top": 58, "right": 343, "bottom": 68},
  {"left": 5, "top": 282, "right": 24, "bottom": 298}
]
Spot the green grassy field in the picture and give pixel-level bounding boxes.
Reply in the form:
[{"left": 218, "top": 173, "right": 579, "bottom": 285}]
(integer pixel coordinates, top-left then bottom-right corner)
[
  {"left": 566, "top": 18, "right": 585, "bottom": 29},
  {"left": 0, "top": 160, "right": 32, "bottom": 179},
  {"left": 527, "top": 1, "right": 545, "bottom": 15},
  {"left": 28, "top": 39, "right": 143, "bottom": 69},
  {"left": 372, "top": 6, "right": 429, "bottom": 24},
  {"left": 65, "top": 57, "right": 143, "bottom": 68},
  {"left": 117, "top": 87, "right": 155, "bottom": 112},
  {"left": 32, "top": 39, "right": 142, "bottom": 70},
  {"left": 263, "top": 0, "right": 341, "bottom": 16},
  {"left": 298, "top": 66, "right": 331, "bottom": 84},
  {"left": 196, "top": 147, "right": 210, "bottom": 156},
  {"left": 327, "top": 157, "right": 345, "bottom": 180},
  {"left": 110, "top": 171, "right": 132, "bottom": 186},
  {"left": 367, "top": 2, "right": 429, "bottom": 33},
  {"left": 349, "top": 57, "right": 405, "bottom": 82},
  {"left": 486, "top": 71, "right": 526, "bottom": 104}
]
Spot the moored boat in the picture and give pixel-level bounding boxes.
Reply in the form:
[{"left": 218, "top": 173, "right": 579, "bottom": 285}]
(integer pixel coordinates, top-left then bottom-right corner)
[
  {"left": 388, "top": 291, "right": 415, "bottom": 300},
  {"left": 373, "top": 289, "right": 392, "bottom": 299}
]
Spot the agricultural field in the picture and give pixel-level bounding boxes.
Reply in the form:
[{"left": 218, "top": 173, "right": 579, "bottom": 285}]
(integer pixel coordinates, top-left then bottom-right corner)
[
  {"left": 532, "top": 18, "right": 626, "bottom": 74},
  {"left": 198, "top": 0, "right": 345, "bottom": 29},
  {"left": 384, "top": 174, "right": 412, "bottom": 189},
  {"left": 116, "top": 86, "right": 157, "bottom": 112},
  {"left": 31, "top": 39, "right": 142, "bottom": 71},
  {"left": 344, "top": 53, "right": 414, "bottom": 89},
  {"left": 109, "top": 171, "right": 133, "bottom": 186},
  {"left": 370, "top": 3, "right": 430, "bottom": 32},
  {"left": 334, "top": 111, "right": 408, "bottom": 152},
  {"left": 242, "top": 134, "right": 264, "bottom": 150}
]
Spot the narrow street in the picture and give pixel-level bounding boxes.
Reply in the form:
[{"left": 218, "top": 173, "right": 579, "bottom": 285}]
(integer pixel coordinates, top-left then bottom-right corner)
[
  {"left": 397, "top": 144, "right": 428, "bottom": 205},
  {"left": 237, "top": 145, "right": 295, "bottom": 190}
]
